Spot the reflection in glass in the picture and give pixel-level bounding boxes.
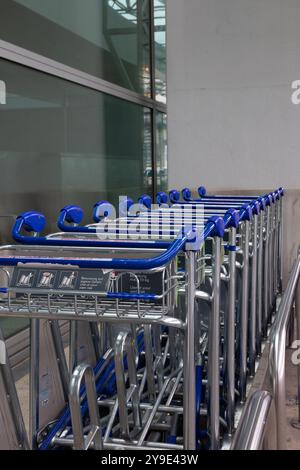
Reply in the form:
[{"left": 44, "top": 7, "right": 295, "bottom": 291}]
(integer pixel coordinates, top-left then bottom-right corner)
[
  {"left": 156, "top": 112, "right": 168, "bottom": 191},
  {"left": 0, "top": 0, "right": 151, "bottom": 95},
  {"left": 0, "top": 58, "right": 152, "bottom": 336},
  {"left": 154, "top": 0, "right": 166, "bottom": 103},
  {"left": 0, "top": 59, "right": 152, "bottom": 236}
]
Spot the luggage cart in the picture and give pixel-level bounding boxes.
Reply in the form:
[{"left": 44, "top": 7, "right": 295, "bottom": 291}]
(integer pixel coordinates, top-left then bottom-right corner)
[
  {"left": 136, "top": 193, "right": 267, "bottom": 390},
  {"left": 176, "top": 186, "right": 284, "bottom": 335},
  {"left": 157, "top": 189, "right": 282, "bottom": 345},
  {"left": 6, "top": 212, "right": 228, "bottom": 450},
  {"left": 7, "top": 185, "right": 282, "bottom": 452},
  {"left": 56, "top": 193, "right": 267, "bottom": 433},
  {"left": 55, "top": 198, "right": 252, "bottom": 439},
  {"left": 174, "top": 185, "right": 284, "bottom": 301}
]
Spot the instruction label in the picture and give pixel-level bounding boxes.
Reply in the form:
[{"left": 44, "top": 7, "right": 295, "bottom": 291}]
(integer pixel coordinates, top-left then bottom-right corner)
[{"left": 10, "top": 268, "right": 111, "bottom": 292}]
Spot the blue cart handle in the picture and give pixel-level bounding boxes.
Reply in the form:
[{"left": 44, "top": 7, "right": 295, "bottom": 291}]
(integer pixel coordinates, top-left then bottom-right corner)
[
  {"left": 239, "top": 204, "right": 253, "bottom": 222},
  {"left": 58, "top": 205, "right": 84, "bottom": 231},
  {"left": 182, "top": 188, "right": 192, "bottom": 202},
  {"left": 223, "top": 209, "right": 240, "bottom": 228},
  {"left": 10, "top": 213, "right": 224, "bottom": 269},
  {"left": 13, "top": 211, "right": 176, "bottom": 250},
  {"left": 169, "top": 190, "right": 181, "bottom": 204},
  {"left": 156, "top": 192, "right": 169, "bottom": 206},
  {"left": 6, "top": 217, "right": 224, "bottom": 271}
]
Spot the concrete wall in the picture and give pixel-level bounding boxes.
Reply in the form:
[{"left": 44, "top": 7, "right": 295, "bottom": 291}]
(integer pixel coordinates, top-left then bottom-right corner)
[{"left": 167, "top": 0, "right": 300, "bottom": 281}]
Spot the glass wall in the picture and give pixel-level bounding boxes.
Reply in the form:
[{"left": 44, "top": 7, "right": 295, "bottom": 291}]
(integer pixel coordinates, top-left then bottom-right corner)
[
  {"left": 156, "top": 112, "right": 168, "bottom": 191},
  {"left": 154, "top": 0, "right": 166, "bottom": 103},
  {"left": 0, "top": 59, "right": 152, "bottom": 234},
  {"left": 0, "top": 0, "right": 151, "bottom": 95},
  {"left": 0, "top": 1, "right": 167, "bottom": 338}
]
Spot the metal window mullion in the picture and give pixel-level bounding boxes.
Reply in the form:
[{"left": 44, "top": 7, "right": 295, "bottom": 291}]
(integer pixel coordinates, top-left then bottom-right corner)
[
  {"left": 149, "top": 0, "right": 158, "bottom": 198},
  {"left": 0, "top": 39, "right": 166, "bottom": 113}
]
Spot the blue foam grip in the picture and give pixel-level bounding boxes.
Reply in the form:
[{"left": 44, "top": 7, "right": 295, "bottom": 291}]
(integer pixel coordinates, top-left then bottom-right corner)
[
  {"left": 264, "top": 194, "right": 271, "bottom": 207},
  {"left": 257, "top": 197, "right": 266, "bottom": 211},
  {"left": 60, "top": 205, "right": 84, "bottom": 225},
  {"left": 16, "top": 211, "right": 46, "bottom": 234},
  {"left": 169, "top": 190, "right": 180, "bottom": 204},
  {"left": 156, "top": 192, "right": 168, "bottom": 205},
  {"left": 93, "top": 201, "right": 115, "bottom": 223},
  {"left": 182, "top": 188, "right": 192, "bottom": 201},
  {"left": 198, "top": 186, "right": 207, "bottom": 198},
  {"left": 224, "top": 209, "right": 240, "bottom": 229},
  {"left": 278, "top": 187, "right": 285, "bottom": 197},
  {"left": 139, "top": 195, "right": 152, "bottom": 210},
  {"left": 274, "top": 190, "right": 280, "bottom": 201},
  {"left": 251, "top": 201, "right": 260, "bottom": 216},
  {"left": 239, "top": 204, "right": 253, "bottom": 222},
  {"left": 207, "top": 216, "right": 225, "bottom": 238},
  {"left": 119, "top": 198, "right": 134, "bottom": 217}
]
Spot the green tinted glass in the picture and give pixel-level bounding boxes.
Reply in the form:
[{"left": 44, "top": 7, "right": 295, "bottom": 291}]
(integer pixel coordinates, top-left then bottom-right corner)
[
  {"left": 0, "top": 58, "right": 152, "bottom": 336},
  {"left": 0, "top": 0, "right": 151, "bottom": 95},
  {"left": 156, "top": 112, "right": 168, "bottom": 191}
]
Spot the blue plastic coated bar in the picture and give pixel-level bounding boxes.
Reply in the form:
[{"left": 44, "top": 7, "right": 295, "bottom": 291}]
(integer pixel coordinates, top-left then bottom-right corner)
[{"left": 6, "top": 217, "right": 225, "bottom": 270}]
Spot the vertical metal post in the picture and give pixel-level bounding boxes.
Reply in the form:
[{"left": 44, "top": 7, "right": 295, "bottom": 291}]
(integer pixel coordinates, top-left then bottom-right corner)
[
  {"left": 149, "top": 0, "right": 158, "bottom": 198},
  {"left": 227, "top": 227, "right": 236, "bottom": 434},
  {"left": 249, "top": 214, "right": 258, "bottom": 376},
  {"left": 143, "top": 325, "right": 156, "bottom": 404},
  {"left": 89, "top": 323, "right": 102, "bottom": 361},
  {"left": 263, "top": 207, "right": 270, "bottom": 334},
  {"left": 240, "top": 221, "right": 249, "bottom": 402},
  {"left": 69, "top": 321, "right": 78, "bottom": 375},
  {"left": 273, "top": 202, "right": 279, "bottom": 297},
  {"left": 257, "top": 211, "right": 264, "bottom": 353},
  {"left": 29, "top": 319, "right": 39, "bottom": 449},
  {"left": 269, "top": 205, "right": 274, "bottom": 313},
  {"left": 209, "top": 237, "right": 221, "bottom": 449},
  {"left": 279, "top": 196, "right": 284, "bottom": 293},
  {"left": 183, "top": 250, "right": 196, "bottom": 450},
  {"left": 49, "top": 320, "right": 69, "bottom": 400}
]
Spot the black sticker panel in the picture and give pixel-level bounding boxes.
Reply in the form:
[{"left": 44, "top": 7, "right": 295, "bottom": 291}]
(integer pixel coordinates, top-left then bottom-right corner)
[
  {"left": 10, "top": 268, "right": 111, "bottom": 292},
  {"left": 118, "top": 271, "right": 163, "bottom": 296}
]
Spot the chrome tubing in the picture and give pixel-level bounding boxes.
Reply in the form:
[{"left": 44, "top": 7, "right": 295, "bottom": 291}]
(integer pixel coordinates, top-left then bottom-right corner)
[
  {"left": 208, "top": 237, "right": 221, "bottom": 449},
  {"left": 231, "top": 390, "right": 275, "bottom": 450},
  {"left": 256, "top": 211, "right": 264, "bottom": 353},
  {"left": 69, "top": 363, "right": 102, "bottom": 450},
  {"left": 29, "top": 318, "right": 40, "bottom": 450},
  {"left": 183, "top": 250, "right": 196, "bottom": 450},
  {"left": 269, "top": 251, "right": 300, "bottom": 449},
  {"left": 114, "top": 330, "right": 141, "bottom": 440},
  {"left": 239, "top": 221, "right": 250, "bottom": 402},
  {"left": 249, "top": 214, "right": 258, "bottom": 376},
  {"left": 263, "top": 207, "right": 270, "bottom": 335},
  {"left": 226, "top": 227, "right": 237, "bottom": 434}
]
